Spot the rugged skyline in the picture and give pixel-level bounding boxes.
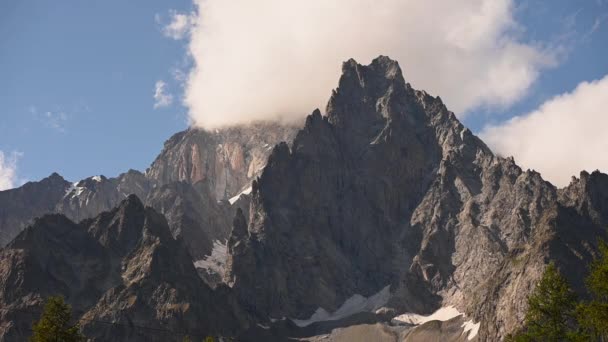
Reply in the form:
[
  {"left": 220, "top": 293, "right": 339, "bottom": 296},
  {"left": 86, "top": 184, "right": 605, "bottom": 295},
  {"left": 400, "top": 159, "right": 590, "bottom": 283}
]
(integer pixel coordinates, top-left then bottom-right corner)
[
  {"left": 1, "top": 2, "right": 608, "bottom": 340},
  {"left": 1, "top": 0, "right": 607, "bottom": 187},
  {"left": 1, "top": 56, "right": 607, "bottom": 341}
]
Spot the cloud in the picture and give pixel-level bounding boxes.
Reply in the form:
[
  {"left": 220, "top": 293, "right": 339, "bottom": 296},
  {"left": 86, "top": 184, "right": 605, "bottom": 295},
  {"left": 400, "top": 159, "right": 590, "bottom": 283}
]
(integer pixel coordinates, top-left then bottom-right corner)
[
  {"left": 480, "top": 74, "right": 608, "bottom": 187},
  {"left": 153, "top": 80, "right": 173, "bottom": 108},
  {"left": 181, "top": 0, "right": 555, "bottom": 128},
  {"left": 583, "top": 13, "right": 608, "bottom": 40},
  {"left": 171, "top": 67, "right": 187, "bottom": 83},
  {"left": 159, "top": 10, "right": 194, "bottom": 40},
  {"left": 0, "top": 151, "right": 22, "bottom": 191},
  {"left": 30, "top": 106, "right": 69, "bottom": 133}
]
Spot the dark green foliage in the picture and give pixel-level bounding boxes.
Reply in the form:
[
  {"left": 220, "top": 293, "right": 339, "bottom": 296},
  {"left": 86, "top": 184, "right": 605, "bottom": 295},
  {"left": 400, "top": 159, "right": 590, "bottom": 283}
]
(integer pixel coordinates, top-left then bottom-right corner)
[
  {"left": 30, "top": 296, "right": 85, "bottom": 342},
  {"left": 578, "top": 240, "right": 608, "bottom": 340},
  {"left": 507, "top": 263, "right": 583, "bottom": 341}
]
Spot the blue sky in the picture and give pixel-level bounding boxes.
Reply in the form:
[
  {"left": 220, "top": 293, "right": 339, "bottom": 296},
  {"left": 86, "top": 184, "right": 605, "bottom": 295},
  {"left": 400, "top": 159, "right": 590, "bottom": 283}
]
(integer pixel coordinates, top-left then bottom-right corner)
[
  {"left": 0, "top": 0, "right": 607, "bottom": 187},
  {"left": 0, "top": 0, "right": 192, "bottom": 183},
  {"left": 472, "top": 0, "right": 608, "bottom": 131}
]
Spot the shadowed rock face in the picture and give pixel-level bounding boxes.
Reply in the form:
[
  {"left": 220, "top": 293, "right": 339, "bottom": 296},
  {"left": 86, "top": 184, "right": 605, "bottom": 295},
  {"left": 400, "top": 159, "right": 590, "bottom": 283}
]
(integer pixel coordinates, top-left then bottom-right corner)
[
  {"left": 57, "top": 170, "right": 153, "bottom": 224},
  {"left": 227, "top": 57, "right": 445, "bottom": 318},
  {"left": 0, "top": 123, "right": 299, "bottom": 287},
  {"left": 0, "top": 170, "right": 153, "bottom": 248},
  {"left": 145, "top": 181, "right": 231, "bottom": 261},
  {"left": 225, "top": 56, "right": 608, "bottom": 341},
  {"left": 0, "top": 195, "right": 250, "bottom": 342},
  {"left": 0, "top": 172, "right": 71, "bottom": 246}
]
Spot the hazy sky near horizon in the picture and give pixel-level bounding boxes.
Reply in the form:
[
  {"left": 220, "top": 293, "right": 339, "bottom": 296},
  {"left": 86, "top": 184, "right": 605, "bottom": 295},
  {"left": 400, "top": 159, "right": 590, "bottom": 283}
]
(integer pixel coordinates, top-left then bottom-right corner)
[{"left": 0, "top": 0, "right": 607, "bottom": 188}]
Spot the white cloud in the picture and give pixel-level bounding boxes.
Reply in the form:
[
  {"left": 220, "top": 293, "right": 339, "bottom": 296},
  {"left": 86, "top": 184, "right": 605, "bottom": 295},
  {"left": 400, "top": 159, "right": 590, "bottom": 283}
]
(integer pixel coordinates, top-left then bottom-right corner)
[
  {"left": 584, "top": 13, "right": 608, "bottom": 40},
  {"left": 480, "top": 74, "right": 608, "bottom": 187},
  {"left": 153, "top": 80, "right": 174, "bottom": 108},
  {"left": 171, "top": 67, "right": 187, "bottom": 83},
  {"left": 0, "top": 151, "right": 22, "bottom": 191},
  {"left": 160, "top": 10, "right": 194, "bottom": 40},
  {"left": 30, "top": 106, "right": 69, "bottom": 133},
  {"left": 181, "top": 0, "right": 554, "bottom": 128}
]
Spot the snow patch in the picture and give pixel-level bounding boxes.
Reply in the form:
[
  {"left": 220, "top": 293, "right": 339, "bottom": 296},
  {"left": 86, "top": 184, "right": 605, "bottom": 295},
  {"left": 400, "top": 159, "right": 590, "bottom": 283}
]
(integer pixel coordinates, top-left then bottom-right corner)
[
  {"left": 73, "top": 186, "right": 86, "bottom": 198},
  {"left": 291, "top": 285, "right": 390, "bottom": 327},
  {"left": 462, "top": 319, "right": 480, "bottom": 340},
  {"left": 394, "top": 306, "right": 481, "bottom": 340},
  {"left": 64, "top": 183, "right": 76, "bottom": 196},
  {"left": 64, "top": 182, "right": 85, "bottom": 199},
  {"left": 193, "top": 240, "right": 228, "bottom": 278},
  {"left": 393, "top": 306, "right": 462, "bottom": 325},
  {"left": 92, "top": 175, "right": 102, "bottom": 182},
  {"left": 229, "top": 186, "right": 252, "bottom": 204}
]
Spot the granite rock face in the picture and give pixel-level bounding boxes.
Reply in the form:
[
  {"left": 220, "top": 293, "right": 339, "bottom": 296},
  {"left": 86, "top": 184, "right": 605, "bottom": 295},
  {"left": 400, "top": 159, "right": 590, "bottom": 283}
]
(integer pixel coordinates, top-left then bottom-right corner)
[
  {"left": 58, "top": 171, "right": 153, "bottom": 223},
  {"left": 145, "top": 181, "right": 230, "bottom": 261},
  {"left": 0, "top": 173, "right": 70, "bottom": 246},
  {"left": 224, "top": 56, "right": 608, "bottom": 340},
  {"left": 0, "top": 196, "right": 250, "bottom": 341},
  {"left": 146, "top": 122, "right": 299, "bottom": 201},
  {"left": 227, "top": 57, "right": 443, "bottom": 318},
  {"left": 0, "top": 170, "right": 152, "bottom": 247},
  {"left": 0, "top": 123, "right": 298, "bottom": 287}
]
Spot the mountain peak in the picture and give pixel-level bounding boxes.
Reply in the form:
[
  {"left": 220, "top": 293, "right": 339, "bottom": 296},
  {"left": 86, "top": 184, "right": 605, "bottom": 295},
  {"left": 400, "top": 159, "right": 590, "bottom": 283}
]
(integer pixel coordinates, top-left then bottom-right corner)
[
  {"left": 48, "top": 172, "right": 64, "bottom": 180},
  {"left": 370, "top": 55, "right": 403, "bottom": 78},
  {"left": 340, "top": 55, "right": 404, "bottom": 85},
  {"left": 325, "top": 56, "right": 436, "bottom": 153},
  {"left": 39, "top": 172, "right": 68, "bottom": 186}
]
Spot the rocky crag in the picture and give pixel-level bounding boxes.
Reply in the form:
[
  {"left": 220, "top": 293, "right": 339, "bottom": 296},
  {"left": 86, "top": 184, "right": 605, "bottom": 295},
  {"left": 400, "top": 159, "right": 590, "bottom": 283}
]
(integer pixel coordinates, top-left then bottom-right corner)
[
  {"left": 0, "top": 195, "right": 250, "bottom": 341},
  {"left": 0, "top": 122, "right": 298, "bottom": 287},
  {"left": 224, "top": 56, "right": 607, "bottom": 340},
  {"left": 1, "top": 57, "right": 607, "bottom": 341}
]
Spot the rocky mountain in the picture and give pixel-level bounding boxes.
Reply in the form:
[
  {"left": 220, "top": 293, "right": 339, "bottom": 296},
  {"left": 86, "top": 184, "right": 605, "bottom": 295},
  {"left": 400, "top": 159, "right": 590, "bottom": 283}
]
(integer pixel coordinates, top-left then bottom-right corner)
[
  {"left": 0, "top": 122, "right": 298, "bottom": 287},
  {"left": 0, "top": 195, "right": 250, "bottom": 341},
  {"left": 0, "top": 171, "right": 151, "bottom": 248},
  {"left": 223, "top": 56, "right": 607, "bottom": 340},
  {"left": 1, "top": 56, "right": 607, "bottom": 341},
  {"left": 57, "top": 170, "right": 152, "bottom": 223},
  {"left": 0, "top": 172, "right": 70, "bottom": 246},
  {"left": 147, "top": 121, "right": 299, "bottom": 201}
]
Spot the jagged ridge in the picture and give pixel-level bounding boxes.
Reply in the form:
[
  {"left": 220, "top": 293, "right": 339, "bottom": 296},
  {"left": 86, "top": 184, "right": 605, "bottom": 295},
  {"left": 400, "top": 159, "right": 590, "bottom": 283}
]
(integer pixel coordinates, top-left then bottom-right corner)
[
  {"left": 0, "top": 195, "right": 250, "bottom": 341},
  {"left": 225, "top": 56, "right": 608, "bottom": 341}
]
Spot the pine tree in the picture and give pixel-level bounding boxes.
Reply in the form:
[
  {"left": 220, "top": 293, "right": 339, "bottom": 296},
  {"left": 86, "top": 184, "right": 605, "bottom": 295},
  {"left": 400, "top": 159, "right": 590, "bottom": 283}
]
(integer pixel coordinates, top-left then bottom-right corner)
[
  {"left": 507, "top": 263, "right": 583, "bottom": 341},
  {"left": 31, "top": 296, "right": 85, "bottom": 342},
  {"left": 578, "top": 240, "right": 608, "bottom": 340}
]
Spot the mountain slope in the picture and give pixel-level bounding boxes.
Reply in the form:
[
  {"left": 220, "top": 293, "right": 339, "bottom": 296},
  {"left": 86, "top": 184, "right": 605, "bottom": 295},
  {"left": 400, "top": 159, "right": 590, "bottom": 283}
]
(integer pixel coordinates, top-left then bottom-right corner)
[
  {"left": 2, "top": 56, "right": 607, "bottom": 341},
  {"left": 225, "top": 56, "right": 607, "bottom": 340},
  {"left": 147, "top": 122, "right": 299, "bottom": 200},
  {"left": 0, "top": 123, "right": 298, "bottom": 287},
  {"left": 0, "top": 172, "right": 70, "bottom": 246},
  {"left": 0, "top": 195, "right": 250, "bottom": 341}
]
